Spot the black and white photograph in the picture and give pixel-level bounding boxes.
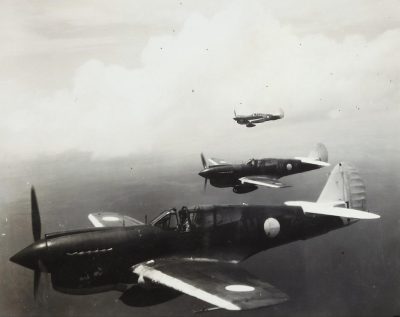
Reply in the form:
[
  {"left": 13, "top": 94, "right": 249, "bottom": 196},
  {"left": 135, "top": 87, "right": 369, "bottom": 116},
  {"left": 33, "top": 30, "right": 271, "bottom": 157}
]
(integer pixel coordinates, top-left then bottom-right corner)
[{"left": 1, "top": 1, "right": 399, "bottom": 316}]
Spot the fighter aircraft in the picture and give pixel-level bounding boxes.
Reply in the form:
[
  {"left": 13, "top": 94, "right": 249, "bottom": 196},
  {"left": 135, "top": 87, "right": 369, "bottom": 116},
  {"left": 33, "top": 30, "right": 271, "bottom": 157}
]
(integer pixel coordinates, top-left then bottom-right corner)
[
  {"left": 233, "top": 108, "right": 284, "bottom": 127},
  {"left": 199, "top": 143, "right": 330, "bottom": 193},
  {"left": 10, "top": 163, "right": 380, "bottom": 311}
]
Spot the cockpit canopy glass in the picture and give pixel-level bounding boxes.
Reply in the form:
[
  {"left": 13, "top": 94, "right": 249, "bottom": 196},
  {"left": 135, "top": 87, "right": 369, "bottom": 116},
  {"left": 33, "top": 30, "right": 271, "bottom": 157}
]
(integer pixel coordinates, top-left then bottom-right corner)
[
  {"left": 151, "top": 209, "right": 178, "bottom": 231},
  {"left": 152, "top": 206, "right": 242, "bottom": 232},
  {"left": 246, "top": 159, "right": 257, "bottom": 166}
]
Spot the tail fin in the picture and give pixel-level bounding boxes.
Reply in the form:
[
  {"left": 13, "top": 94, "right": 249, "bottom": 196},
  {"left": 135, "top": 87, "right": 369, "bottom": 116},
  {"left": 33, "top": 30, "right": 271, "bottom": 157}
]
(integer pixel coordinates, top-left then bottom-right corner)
[
  {"left": 308, "top": 143, "right": 328, "bottom": 163},
  {"left": 294, "top": 143, "right": 329, "bottom": 167},
  {"left": 285, "top": 162, "right": 380, "bottom": 220},
  {"left": 317, "top": 162, "right": 367, "bottom": 210},
  {"left": 273, "top": 108, "right": 284, "bottom": 118}
]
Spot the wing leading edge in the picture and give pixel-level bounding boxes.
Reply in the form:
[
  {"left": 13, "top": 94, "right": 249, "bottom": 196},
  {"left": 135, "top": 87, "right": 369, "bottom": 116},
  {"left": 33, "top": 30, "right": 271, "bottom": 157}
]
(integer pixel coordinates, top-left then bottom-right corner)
[{"left": 132, "top": 258, "right": 288, "bottom": 311}]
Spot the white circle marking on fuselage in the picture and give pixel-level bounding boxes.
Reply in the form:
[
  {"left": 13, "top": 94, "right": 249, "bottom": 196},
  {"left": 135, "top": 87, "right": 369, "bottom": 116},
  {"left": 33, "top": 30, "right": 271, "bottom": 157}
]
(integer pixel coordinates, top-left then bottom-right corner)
[
  {"left": 263, "top": 217, "right": 280, "bottom": 238},
  {"left": 225, "top": 285, "right": 255, "bottom": 292}
]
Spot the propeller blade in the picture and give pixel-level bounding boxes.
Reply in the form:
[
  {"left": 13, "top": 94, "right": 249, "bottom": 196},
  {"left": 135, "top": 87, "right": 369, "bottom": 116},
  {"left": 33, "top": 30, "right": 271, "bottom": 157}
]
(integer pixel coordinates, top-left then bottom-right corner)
[
  {"left": 33, "top": 259, "right": 49, "bottom": 303},
  {"left": 203, "top": 178, "right": 208, "bottom": 193},
  {"left": 33, "top": 269, "right": 40, "bottom": 300},
  {"left": 200, "top": 153, "right": 207, "bottom": 169},
  {"left": 31, "top": 186, "right": 41, "bottom": 242}
]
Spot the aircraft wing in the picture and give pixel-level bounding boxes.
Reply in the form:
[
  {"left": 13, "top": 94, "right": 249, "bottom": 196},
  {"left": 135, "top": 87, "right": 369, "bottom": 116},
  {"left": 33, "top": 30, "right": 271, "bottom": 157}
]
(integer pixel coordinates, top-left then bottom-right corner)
[
  {"left": 239, "top": 176, "right": 289, "bottom": 188},
  {"left": 132, "top": 258, "right": 288, "bottom": 311},
  {"left": 208, "top": 157, "right": 231, "bottom": 166},
  {"left": 88, "top": 212, "right": 144, "bottom": 227}
]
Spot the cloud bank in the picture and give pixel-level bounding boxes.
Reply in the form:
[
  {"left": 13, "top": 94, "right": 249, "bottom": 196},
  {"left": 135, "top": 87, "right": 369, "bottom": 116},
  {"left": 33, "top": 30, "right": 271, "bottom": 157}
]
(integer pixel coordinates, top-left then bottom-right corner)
[{"left": 0, "top": 1, "right": 399, "bottom": 160}]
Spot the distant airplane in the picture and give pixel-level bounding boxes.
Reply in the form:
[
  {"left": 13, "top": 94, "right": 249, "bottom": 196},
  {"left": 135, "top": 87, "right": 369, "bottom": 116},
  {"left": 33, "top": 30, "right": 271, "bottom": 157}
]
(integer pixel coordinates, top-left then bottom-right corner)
[
  {"left": 233, "top": 108, "right": 284, "bottom": 127},
  {"left": 10, "top": 163, "right": 379, "bottom": 311},
  {"left": 199, "top": 143, "right": 329, "bottom": 193}
]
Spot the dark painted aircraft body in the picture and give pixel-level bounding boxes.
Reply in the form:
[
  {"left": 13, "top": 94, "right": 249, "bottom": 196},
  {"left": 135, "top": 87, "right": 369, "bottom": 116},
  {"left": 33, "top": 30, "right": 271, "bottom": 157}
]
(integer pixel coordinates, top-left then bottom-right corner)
[
  {"left": 10, "top": 163, "right": 379, "bottom": 311},
  {"left": 233, "top": 109, "right": 284, "bottom": 127},
  {"left": 199, "top": 143, "right": 329, "bottom": 193}
]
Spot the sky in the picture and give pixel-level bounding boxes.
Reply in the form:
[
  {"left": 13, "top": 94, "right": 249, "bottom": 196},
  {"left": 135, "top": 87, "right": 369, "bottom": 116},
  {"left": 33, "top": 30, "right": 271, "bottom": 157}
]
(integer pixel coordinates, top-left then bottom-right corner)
[{"left": 0, "top": 0, "right": 399, "bottom": 162}]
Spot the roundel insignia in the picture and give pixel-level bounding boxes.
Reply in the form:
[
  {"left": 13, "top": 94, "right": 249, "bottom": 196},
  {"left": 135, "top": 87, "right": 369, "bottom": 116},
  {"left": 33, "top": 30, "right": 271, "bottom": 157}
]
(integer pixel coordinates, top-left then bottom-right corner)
[
  {"left": 263, "top": 218, "right": 280, "bottom": 238},
  {"left": 225, "top": 285, "right": 255, "bottom": 292},
  {"left": 286, "top": 163, "right": 292, "bottom": 170}
]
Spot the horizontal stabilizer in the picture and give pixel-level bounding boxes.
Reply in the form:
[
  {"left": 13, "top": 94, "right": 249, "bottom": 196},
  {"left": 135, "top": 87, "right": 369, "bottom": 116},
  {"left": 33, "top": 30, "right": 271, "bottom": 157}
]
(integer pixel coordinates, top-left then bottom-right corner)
[
  {"left": 272, "top": 108, "right": 284, "bottom": 118},
  {"left": 294, "top": 157, "right": 330, "bottom": 167},
  {"left": 284, "top": 201, "right": 380, "bottom": 219}
]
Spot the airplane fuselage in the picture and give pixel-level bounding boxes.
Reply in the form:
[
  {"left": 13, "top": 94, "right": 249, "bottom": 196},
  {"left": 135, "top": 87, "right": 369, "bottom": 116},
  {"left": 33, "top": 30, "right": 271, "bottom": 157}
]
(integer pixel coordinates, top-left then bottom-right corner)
[
  {"left": 10, "top": 204, "right": 351, "bottom": 296},
  {"left": 198, "top": 158, "right": 321, "bottom": 193},
  {"left": 233, "top": 113, "right": 282, "bottom": 127}
]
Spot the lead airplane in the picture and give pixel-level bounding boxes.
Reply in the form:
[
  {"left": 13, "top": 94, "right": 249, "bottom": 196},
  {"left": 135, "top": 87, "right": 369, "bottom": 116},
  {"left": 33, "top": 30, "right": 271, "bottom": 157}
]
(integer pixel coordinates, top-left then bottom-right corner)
[
  {"left": 199, "top": 143, "right": 330, "bottom": 193},
  {"left": 233, "top": 108, "right": 284, "bottom": 127},
  {"left": 10, "top": 163, "right": 379, "bottom": 311}
]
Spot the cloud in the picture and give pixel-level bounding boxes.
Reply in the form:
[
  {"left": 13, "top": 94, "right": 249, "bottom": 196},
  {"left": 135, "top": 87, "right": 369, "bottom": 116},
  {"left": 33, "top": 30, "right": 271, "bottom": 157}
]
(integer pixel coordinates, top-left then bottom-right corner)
[{"left": 0, "top": 1, "right": 399, "bottom": 160}]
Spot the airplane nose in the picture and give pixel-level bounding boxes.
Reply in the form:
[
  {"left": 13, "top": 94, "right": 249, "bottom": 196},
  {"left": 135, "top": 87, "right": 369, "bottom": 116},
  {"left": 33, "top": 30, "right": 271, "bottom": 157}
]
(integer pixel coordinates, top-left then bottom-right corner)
[
  {"left": 10, "top": 241, "right": 46, "bottom": 270},
  {"left": 199, "top": 169, "right": 211, "bottom": 178}
]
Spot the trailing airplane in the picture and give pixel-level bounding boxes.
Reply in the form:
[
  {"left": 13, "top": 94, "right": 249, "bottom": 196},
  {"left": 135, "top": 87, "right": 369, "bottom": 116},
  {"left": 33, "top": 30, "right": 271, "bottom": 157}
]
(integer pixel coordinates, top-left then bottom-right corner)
[
  {"left": 10, "top": 163, "right": 380, "bottom": 311},
  {"left": 233, "top": 108, "right": 284, "bottom": 127},
  {"left": 199, "top": 143, "right": 329, "bottom": 193}
]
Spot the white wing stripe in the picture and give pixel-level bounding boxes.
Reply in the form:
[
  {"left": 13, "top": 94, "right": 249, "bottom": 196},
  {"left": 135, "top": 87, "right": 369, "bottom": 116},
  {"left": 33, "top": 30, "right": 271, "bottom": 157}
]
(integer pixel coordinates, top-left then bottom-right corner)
[
  {"left": 133, "top": 264, "right": 241, "bottom": 311},
  {"left": 239, "top": 177, "right": 282, "bottom": 188}
]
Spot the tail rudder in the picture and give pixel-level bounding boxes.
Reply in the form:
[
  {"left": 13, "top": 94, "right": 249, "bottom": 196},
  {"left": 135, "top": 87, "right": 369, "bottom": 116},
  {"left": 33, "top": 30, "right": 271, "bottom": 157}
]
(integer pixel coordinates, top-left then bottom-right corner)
[
  {"left": 308, "top": 143, "right": 328, "bottom": 163},
  {"left": 285, "top": 162, "right": 379, "bottom": 220},
  {"left": 317, "top": 162, "right": 367, "bottom": 210}
]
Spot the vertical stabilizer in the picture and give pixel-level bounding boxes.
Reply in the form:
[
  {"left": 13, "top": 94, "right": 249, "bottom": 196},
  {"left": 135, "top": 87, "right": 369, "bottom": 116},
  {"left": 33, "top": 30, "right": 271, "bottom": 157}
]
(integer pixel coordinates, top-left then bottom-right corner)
[
  {"left": 274, "top": 108, "right": 284, "bottom": 118},
  {"left": 308, "top": 143, "right": 328, "bottom": 163},
  {"left": 317, "top": 163, "right": 367, "bottom": 210}
]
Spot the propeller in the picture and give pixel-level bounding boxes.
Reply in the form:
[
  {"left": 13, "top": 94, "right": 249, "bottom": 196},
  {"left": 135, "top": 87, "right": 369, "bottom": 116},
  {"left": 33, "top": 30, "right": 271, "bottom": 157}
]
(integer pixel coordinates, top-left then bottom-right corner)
[
  {"left": 33, "top": 268, "right": 40, "bottom": 299},
  {"left": 200, "top": 153, "right": 209, "bottom": 193},
  {"left": 30, "top": 186, "right": 47, "bottom": 301},
  {"left": 200, "top": 153, "right": 207, "bottom": 169},
  {"left": 31, "top": 187, "right": 41, "bottom": 242}
]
